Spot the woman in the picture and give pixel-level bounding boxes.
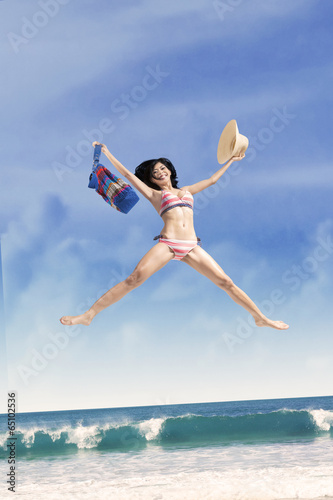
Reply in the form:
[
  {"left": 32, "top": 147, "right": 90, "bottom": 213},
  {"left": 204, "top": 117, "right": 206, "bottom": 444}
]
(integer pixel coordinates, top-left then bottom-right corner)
[{"left": 60, "top": 143, "right": 289, "bottom": 330}]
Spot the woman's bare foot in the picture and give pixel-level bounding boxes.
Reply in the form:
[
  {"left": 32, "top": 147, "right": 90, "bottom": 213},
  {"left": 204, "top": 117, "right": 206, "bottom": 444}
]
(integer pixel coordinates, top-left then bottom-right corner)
[
  {"left": 60, "top": 312, "right": 93, "bottom": 326},
  {"left": 255, "top": 317, "right": 289, "bottom": 330}
]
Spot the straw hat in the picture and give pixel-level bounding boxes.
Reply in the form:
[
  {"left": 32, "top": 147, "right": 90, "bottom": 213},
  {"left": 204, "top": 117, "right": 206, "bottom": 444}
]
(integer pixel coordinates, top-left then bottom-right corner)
[{"left": 217, "top": 119, "right": 249, "bottom": 164}]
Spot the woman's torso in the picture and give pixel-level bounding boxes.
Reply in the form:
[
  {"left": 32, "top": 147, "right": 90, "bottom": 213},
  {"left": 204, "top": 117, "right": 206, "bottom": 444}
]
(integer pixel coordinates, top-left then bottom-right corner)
[{"left": 151, "top": 188, "right": 197, "bottom": 240}]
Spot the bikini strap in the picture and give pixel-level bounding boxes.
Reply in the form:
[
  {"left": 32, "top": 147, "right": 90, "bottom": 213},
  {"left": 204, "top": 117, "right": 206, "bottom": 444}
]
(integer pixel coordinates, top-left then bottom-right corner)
[{"left": 153, "top": 235, "right": 201, "bottom": 243}]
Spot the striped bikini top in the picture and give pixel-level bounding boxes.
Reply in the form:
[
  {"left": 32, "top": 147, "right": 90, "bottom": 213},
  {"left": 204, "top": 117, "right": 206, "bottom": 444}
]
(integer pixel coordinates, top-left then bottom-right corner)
[{"left": 159, "top": 189, "right": 194, "bottom": 217}]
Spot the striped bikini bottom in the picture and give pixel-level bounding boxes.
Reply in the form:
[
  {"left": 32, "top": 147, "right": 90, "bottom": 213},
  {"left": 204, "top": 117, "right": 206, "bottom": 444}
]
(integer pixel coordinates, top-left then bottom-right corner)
[{"left": 153, "top": 234, "right": 201, "bottom": 261}]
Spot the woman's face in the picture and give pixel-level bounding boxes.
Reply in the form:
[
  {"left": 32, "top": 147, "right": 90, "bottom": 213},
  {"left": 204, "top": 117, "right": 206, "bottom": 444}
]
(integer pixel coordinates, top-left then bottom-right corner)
[{"left": 151, "top": 162, "right": 171, "bottom": 185}]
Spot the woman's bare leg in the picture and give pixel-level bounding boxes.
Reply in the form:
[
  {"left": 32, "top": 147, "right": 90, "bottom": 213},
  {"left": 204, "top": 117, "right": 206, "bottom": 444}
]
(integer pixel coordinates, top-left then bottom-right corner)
[
  {"left": 183, "top": 246, "right": 289, "bottom": 330},
  {"left": 60, "top": 243, "right": 174, "bottom": 326}
]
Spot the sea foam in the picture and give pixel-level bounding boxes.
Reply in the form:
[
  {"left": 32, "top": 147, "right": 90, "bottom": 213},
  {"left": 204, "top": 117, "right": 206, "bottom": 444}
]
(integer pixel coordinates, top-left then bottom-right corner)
[{"left": 1, "top": 408, "right": 332, "bottom": 459}]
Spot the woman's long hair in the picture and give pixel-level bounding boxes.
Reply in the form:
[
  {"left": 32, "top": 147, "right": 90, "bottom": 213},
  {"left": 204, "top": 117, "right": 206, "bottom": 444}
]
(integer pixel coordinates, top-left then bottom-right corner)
[{"left": 134, "top": 158, "right": 179, "bottom": 190}]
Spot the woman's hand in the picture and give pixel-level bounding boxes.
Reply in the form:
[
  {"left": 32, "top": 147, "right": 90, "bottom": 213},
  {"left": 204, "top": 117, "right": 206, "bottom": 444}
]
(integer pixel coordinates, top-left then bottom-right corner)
[
  {"left": 92, "top": 141, "right": 108, "bottom": 154},
  {"left": 231, "top": 153, "right": 245, "bottom": 162}
]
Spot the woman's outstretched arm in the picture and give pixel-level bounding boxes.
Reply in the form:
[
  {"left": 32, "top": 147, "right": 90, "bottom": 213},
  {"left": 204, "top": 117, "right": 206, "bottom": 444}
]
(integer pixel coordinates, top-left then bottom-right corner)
[
  {"left": 183, "top": 153, "right": 245, "bottom": 195},
  {"left": 92, "top": 142, "right": 156, "bottom": 200}
]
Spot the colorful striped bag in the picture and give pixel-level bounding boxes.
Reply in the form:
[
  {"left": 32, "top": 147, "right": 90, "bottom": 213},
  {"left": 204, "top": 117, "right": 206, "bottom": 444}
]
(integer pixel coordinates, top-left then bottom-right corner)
[{"left": 88, "top": 145, "right": 139, "bottom": 214}]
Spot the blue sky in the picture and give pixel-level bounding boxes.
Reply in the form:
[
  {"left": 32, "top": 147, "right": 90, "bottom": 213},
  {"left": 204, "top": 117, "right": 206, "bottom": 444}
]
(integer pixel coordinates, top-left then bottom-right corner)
[{"left": 0, "top": 0, "right": 332, "bottom": 413}]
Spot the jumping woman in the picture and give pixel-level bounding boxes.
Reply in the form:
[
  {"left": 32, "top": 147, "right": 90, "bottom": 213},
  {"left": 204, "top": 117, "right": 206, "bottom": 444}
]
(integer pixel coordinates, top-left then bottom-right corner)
[{"left": 60, "top": 142, "right": 289, "bottom": 330}]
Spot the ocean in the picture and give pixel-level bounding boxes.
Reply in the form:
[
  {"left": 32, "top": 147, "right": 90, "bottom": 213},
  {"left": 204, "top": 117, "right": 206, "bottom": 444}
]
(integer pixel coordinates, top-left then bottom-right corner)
[{"left": 1, "top": 395, "right": 333, "bottom": 499}]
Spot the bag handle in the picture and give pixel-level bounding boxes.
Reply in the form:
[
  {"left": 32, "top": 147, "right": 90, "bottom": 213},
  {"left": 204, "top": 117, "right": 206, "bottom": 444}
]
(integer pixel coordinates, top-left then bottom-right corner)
[{"left": 92, "top": 144, "right": 102, "bottom": 171}]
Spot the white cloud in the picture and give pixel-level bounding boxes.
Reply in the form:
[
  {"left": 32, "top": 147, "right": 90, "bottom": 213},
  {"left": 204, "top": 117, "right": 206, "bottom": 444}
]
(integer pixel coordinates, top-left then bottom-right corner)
[
  {"left": 306, "top": 355, "right": 332, "bottom": 371},
  {"left": 1, "top": 0, "right": 320, "bottom": 123},
  {"left": 235, "top": 163, "right": 333, "bottom": 188}
]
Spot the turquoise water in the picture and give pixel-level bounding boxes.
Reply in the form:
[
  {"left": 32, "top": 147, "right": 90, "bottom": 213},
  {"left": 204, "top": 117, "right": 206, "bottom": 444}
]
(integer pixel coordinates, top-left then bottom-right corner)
[{"left": 1, "top": 395, "right": 333, "bottom": 499}]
